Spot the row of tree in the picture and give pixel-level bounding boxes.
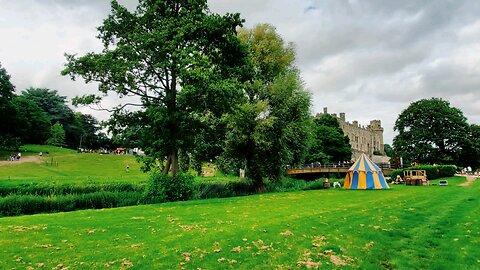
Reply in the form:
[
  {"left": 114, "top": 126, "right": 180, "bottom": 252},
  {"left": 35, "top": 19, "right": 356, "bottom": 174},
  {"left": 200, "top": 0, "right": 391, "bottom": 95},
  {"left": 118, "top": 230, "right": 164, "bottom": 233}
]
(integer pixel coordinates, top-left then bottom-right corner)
[{"left": 0, "top": 65, "right": 109, "bottom": 150}]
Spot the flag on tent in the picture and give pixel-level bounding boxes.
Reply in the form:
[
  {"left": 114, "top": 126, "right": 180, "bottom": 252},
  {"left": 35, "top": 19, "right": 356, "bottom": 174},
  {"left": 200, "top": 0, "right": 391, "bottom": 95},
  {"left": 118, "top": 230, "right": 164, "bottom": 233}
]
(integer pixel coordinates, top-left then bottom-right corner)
[{"left": 344, "top": 153, "right": 390, "bottom": 190}]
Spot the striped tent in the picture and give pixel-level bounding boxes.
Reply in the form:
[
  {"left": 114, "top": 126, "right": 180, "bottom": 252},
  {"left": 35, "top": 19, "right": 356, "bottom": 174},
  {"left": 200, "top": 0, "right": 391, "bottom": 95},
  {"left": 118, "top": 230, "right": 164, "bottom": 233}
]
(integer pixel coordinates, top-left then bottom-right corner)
[{"left": 344, "top": 154, "right": 390, "bottom": 190}]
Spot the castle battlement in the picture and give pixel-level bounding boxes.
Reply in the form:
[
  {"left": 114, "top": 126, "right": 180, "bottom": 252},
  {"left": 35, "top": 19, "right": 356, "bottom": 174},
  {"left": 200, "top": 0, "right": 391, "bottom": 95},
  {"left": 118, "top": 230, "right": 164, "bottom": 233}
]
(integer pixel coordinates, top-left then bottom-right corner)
[{"left": 317, "top": 107, "right": 385, "bottom": 161}]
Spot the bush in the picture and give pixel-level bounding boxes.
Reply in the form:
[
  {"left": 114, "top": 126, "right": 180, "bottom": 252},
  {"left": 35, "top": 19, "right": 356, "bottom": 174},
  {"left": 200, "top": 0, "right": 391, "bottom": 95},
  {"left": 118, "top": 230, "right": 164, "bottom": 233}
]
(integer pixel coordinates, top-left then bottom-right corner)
[
  {"left": 0, "top": 182, "right": 145, "bottom": 197},
  {"left": 143, "top": 172, "right": 194, "bottom": 203},
  {"left": 267, "top": 178, "right": 306, "bottom": 192},
  {"left": 437, "top": 165, "right": 456, "bottom": 178},
  {"left": 302, "top": 179, "right": 326, "bottom": 191},
  {"left": 409, "top": 165, "right": 439, "bottom": 180},
  {"left": 195, "top": 179, "right": 256, "bottom": 199},
  {"left": 390, "top": 169, "right": 404, "bottom": 181},
  {"left": 0, "top": 192, "right": 143, "bottom": 216}
]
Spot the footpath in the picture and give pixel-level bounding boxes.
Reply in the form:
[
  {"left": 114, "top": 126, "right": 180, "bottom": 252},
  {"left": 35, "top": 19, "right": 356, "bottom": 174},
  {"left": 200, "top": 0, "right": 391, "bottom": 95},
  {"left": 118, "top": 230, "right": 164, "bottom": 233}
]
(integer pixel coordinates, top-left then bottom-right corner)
[{"left": 456, "top": 174, "right": 478, "bottom": 186}]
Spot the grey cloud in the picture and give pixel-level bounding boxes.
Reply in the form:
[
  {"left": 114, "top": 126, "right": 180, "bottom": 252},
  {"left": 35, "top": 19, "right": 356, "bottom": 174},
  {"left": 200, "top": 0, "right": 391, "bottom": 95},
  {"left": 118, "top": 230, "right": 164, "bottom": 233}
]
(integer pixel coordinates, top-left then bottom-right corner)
[{"left": 1, "top": 0, "right": 480, "bottom": 144}]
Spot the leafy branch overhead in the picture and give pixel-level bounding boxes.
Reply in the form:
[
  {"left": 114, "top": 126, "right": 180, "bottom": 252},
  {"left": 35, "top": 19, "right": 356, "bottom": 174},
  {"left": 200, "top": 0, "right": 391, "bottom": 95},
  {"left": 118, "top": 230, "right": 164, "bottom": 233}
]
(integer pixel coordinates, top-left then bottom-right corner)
[{"left": 62, "top": 0, "right": 249, "bottom": 175}]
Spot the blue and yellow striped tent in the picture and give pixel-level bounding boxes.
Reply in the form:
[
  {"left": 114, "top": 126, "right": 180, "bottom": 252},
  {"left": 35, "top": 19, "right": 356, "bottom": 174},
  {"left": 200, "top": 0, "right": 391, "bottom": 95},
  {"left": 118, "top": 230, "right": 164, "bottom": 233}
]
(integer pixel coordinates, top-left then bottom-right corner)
[{"left": 344, "top": 154, "right": 390, "bottom": 190}]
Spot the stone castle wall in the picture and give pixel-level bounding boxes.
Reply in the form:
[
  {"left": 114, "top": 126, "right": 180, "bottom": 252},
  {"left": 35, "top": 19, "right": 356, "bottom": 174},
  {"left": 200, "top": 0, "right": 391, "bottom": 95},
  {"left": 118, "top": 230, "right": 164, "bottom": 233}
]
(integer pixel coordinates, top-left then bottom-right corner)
[{"left": 317, "top": 107, "right": 385, "bottom": 161}]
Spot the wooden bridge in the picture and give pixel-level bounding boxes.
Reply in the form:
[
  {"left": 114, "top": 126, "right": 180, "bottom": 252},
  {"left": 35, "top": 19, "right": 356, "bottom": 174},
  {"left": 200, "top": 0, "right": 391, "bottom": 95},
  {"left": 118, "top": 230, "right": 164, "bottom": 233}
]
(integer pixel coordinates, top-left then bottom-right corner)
[{"left": 286, "top": 163, "right": 394, "bottom": 176}]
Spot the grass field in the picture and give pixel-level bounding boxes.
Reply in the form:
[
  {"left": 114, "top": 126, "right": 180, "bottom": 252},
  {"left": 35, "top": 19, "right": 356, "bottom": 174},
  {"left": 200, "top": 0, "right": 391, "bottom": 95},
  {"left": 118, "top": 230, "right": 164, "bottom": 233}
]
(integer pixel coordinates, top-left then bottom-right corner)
[
  {"left": 0, "top": 145, "right": 147, "bottom": 186},
  {"left": 0, "top": 145, "right": 242, "bottom": 187},
  {"left": 0, "top": 176, "right": 478, "bottom": 269}
]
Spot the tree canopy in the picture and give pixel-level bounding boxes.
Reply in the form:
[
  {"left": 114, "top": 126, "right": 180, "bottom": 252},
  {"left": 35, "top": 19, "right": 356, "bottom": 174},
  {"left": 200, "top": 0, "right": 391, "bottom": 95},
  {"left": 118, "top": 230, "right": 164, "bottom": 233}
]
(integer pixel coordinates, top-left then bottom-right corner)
[
  {"left": 0, "top": 62, "right": 19, "bottom": 149},
  {"left": 393, "top": 98, "right": 469, "bottom": 164},
  {"left": 22, "top": 88, "right": 79, "bottom": 148},
  {"left": 222, "top": 24, "right": 311, "bottom": 191},
  {"left": 63, "top": 0, "right": 249, "bottom": 176},
  {"left": 11, "top": 96, "right": 51, "bottom": 144},
  {"left": 305, "top": 114, "right": 352, "bottom": 164}
]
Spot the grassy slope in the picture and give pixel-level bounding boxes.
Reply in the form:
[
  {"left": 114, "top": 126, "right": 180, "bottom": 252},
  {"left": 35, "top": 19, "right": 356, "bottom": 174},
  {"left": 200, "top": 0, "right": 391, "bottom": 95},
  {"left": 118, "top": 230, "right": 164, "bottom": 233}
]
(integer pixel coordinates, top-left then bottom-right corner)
[
  {"left": 0, "top": 145, "right": 239, "bottom": 186},
  {"left": 0, "top": 176, "right": 478, "bottom": 269},
  {"left": 0, "top": 145, "right": 147, "bottom": 185}
]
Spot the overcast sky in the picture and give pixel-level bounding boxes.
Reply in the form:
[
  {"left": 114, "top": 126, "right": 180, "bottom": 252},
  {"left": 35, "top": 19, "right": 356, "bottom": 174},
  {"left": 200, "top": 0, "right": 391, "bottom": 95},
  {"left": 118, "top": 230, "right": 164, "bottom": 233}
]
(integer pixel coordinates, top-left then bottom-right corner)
[{"left": 1, "top": 0, "right": 480, "bottom": 144}]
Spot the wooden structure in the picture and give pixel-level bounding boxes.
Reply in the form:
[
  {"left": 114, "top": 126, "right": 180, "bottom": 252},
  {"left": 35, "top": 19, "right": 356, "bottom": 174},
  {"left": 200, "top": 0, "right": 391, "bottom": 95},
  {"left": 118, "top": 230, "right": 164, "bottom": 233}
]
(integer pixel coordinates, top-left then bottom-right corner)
[
  {"left": 286, "top": 163, "right": 394, "bottom": 176},
  {"left": 403, "top": 170, "right": 428, "bottom": 186}
]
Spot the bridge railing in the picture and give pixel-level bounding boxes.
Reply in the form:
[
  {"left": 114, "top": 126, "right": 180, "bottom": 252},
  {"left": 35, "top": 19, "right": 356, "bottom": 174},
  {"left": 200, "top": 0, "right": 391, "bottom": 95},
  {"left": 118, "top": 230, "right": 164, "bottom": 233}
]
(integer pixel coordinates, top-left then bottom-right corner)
[{"left": 286, "top": 162, "right": 395, "bottom": 171}]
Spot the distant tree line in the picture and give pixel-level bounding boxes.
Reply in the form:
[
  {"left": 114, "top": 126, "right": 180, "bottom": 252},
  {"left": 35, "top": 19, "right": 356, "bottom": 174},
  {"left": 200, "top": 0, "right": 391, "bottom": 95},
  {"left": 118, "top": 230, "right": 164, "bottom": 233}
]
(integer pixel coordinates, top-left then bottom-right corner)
[{"left": 0, "top": 63, "right": 111, "bottom": 150}]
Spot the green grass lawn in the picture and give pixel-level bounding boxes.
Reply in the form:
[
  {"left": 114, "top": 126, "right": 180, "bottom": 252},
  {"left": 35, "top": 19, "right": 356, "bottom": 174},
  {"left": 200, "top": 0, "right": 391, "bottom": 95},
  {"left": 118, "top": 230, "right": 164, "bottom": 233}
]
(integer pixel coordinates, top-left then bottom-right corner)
[
  {"left": 0, "top": 176, "right": 478, "bottom": 269},
  {"left": 0, "top": 149, "right": 147, "bottom": 186},
  {"left": 0, "top": 145, "right": 239, "bottom": 187}
]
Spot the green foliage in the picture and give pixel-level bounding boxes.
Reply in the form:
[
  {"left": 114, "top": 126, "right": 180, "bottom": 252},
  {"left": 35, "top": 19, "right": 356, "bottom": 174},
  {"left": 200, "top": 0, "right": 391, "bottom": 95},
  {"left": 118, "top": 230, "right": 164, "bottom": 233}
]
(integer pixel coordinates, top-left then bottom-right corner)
[
  {"left": 306, "top": 114, "right": 352, "bottom": 164},
  {"left": 0, "top": 182, "right": 145, "bottom": 197},
  {"left": 237, "top": 24, "right": 295, "bottom": 83},
  {"left": 437, "top": 165, "right": 456, "bottom": 178},
  {"left": 21, "top": 88, "right": 80, "bottom": 148},
  {"left": 195, "top": 179, "right": 256, "bottom": 199},
  {"left": 0, "top": 62, "right": 18, "bottom": 149},
  {"left": 384, "top": 144, "right": 394, "bottom": 157},
  {"left": 394, "top": 98, "right": 469, "bottom": 165},
  {"left": 62, "top": 0, "right": 248, "bottom": 175},
  {"left": 143, "top": 172, "right": 194, "bottom": 203},
  {"left": 390, "top": 169, "right": 404, "bottom": 180},
  {"left": 223, "top": 24, "right": 311, "bottom": 191},
  {"left": 47, "top": 122, "right": 66, "bottom": 147},
  {"left": 0, "top": 192, "right": 142, "bottom": 216},
  {"left": 11, "top": 96, "right": 51, "bottom": 144},
  {"left": 458, "top": 124, "right": 480, "bottom": 168}
]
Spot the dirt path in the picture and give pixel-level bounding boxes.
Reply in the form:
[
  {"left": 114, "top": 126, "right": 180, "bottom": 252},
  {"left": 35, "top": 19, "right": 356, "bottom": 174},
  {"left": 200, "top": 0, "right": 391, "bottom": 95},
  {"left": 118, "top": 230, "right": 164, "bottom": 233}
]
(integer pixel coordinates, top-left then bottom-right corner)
[
  {"left": 457, "top": 175, "right": 478, "bottom": 186},
  {"left": 0, "top": 156, "right": 42, "bottom": 166}
]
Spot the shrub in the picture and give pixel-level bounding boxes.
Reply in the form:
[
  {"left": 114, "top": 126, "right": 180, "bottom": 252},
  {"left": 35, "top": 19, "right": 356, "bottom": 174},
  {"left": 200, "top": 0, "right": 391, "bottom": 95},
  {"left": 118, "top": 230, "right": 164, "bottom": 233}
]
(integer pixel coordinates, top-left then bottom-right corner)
[
  {"left": 195, "top": 183, "right": 227, "bottom": 199},
  {"left": 267, "top": 178, "right": 306, "bottom": 192},
  {"left": 390, "top": 169, "right": 404, "bottom": 181},
  {"left": 195, "top": 179, "right": 256, "bottom": 199},
  {"left": 0, "top": 192, "right": 143, "bottom": 216},
  {"left": 302, "top": 179, "right": 326, "bottom": 190},
  {"left": 437, "top": 165, "right": 456, "bottom": 178},
  {"left": 143, "top": 172, "right": 194, "bottom": 203},
  {"left": 412, "top": 165, "right": 439, "bottom": 180},
  {"left": 0, "top": 182, "right": 145, "bottom": 197}
]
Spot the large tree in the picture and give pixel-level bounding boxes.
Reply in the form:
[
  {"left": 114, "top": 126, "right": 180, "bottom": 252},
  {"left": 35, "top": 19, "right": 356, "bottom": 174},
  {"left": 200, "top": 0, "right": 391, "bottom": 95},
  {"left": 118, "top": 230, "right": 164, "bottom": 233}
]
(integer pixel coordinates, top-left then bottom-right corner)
[
  {"left": 393, "top": 98, "right": 469, "bottom": 164},
  {"left": 222, "top": 24, "right": 311, "bottom": 191},
  {"left": 22, "top": 88, "right": 79, "bottom": 148},
  {"left": 11, "top": 96, "right": 51, "bottom": 144},
  {"left": 0, "top": 62, "right": 19, "bottom": 149},
  {"left": 63, "top": 0, "right": 248, "bottom": 176},
  {"left": 458, "top": 124, "right": 480, "bottom": 168},
  {"left": 305, "top": 114, "right": 352, "bottom": 164}
]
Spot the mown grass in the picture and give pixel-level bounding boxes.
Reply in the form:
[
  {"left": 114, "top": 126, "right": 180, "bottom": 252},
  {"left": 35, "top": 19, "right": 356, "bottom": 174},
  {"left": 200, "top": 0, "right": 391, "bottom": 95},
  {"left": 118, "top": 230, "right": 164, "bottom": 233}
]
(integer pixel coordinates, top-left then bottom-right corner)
[
  {"left": 0, "top": 145, "right": 242, "bottom": 186},
  {"left": 0, "top": 176, "right": 478, "bottom": 269},
  {"left": 0, "top": 145, "right": 147, "bottom": 185}
]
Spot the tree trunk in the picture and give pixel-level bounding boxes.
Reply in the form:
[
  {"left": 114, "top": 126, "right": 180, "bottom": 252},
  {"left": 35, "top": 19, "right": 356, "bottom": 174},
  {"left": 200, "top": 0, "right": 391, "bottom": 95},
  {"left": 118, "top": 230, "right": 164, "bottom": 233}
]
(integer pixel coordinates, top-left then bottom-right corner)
[
  {"left": 162, "top": 68, "right": 179, "bottom": 176},
  {"left": 246, "top": 156, "right": 266, "bottom": 193},
  {"left": 253, "top": 177, "right": 267, "bottom": 193},
  {"left": 163, "top": 148, "right": 179, "bottom": 176}
]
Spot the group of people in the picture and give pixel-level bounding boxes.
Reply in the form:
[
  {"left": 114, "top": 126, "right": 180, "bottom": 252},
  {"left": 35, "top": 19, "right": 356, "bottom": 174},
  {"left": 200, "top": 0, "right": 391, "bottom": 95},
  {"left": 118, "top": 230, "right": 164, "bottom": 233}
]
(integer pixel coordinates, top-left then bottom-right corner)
[
  {"left": 462, "top": 166, "right": 479, "bottom": 176},
  {"left": 8, "top": 153, "right": 21, "bottom": 161}
]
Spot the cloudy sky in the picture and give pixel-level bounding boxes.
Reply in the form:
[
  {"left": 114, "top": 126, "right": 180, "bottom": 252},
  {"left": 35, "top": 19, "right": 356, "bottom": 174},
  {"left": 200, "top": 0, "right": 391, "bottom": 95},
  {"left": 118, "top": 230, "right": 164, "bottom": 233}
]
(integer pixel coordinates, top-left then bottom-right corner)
[{"left": 1, "top": 0, "right": 480, "bottom": 144}]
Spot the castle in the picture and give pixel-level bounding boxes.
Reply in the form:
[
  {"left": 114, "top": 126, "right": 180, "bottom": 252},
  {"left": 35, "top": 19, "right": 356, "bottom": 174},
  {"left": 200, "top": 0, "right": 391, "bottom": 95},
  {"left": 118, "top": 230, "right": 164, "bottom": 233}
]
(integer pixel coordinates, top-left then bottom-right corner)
[{"left": 317, "top": 107, "right": 387, "bottom": 162}]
